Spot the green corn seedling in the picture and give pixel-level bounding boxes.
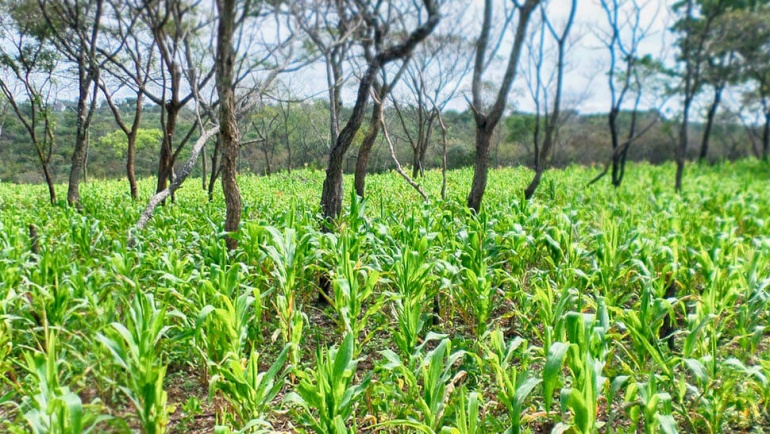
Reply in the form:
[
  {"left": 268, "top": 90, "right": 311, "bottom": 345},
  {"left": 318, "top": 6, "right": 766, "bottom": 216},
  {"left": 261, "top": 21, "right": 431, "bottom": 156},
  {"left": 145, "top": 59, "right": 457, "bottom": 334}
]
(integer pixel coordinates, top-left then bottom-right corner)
[
  {"left": 286, "top": 333, "right": 370, "bottom": 433},
  {"left": 210, "top": 345, "right": 291, "bottom": 431},
  {"left": 481, "top": 329, "right": 540, "bottom": 434},
  {"left": 96, "top": 292, "right": 171, "bottom": 434}
]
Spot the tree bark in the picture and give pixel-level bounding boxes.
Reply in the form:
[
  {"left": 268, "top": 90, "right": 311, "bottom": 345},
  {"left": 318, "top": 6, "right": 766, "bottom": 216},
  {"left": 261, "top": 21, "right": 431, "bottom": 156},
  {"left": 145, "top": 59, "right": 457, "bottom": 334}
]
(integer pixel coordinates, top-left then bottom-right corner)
[
  {"left": 156, "top": 103, "right": 180, "bottom": 194},
  {"left": 354, "top": 94, "right": 384, "bottom": 198},
  {"left": 468, "top": 122, "right": 494, "bottom": 211},
  {"left": 675, "top": 99, "right": 690, "bottom": 192},
  {"left": 609, "top": 108, "right": 620, "bottom": 184},
  {"left": 524, "top": 1, "right": 574, "bottom": 200},
  {"left": 43, "top": 164, "right": 56, "bottom": 205},
  {"left": 320, "top": 0, "right": 440, "bottom": 221},
  {"left": 68, "top": 72, "right": 98, "bottom": 205},
  {"left": 216, "top": 0, "right": 241, "bottom": 251},
  {"left": 467, "top": 0, "right": 537, "bottom": 212},
  {"left": 208, "top": 137, "right": 221, "bottom": 202},
  {"left": 762, "top": 113, "right": 770, "bottom": 161},
  {"left": 699, "top": 84, "right": 723, "bottom": 163},
  {"left": 134, "top": 127, "right": 219, "bottom": 233}
]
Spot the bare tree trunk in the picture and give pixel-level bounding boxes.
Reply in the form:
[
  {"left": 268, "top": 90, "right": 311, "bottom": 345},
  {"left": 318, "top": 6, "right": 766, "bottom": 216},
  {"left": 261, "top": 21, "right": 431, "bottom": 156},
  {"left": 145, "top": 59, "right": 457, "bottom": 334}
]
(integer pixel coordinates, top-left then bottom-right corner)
[
  {"left": 615, "top": 108, "right": 637, "bottom": 186},
  {"left": 523, "top": 1, "right": 575, "bottom": 200},
  {"left": 262, "top": 147, "right": 272, "bottom": 176},
  {"left": 156, "top": 104, "right": 180, "bottom": 194},
  {"left": 127, "top": 132, "right": 138, "bottom": 200},
  {"left": 609, "top": 108, "right": 621, "bottom": 183},
  {"left": 467, "top": 124, "right": 494, "bottom": 211},
  {"left": 699, "top": 84, "right": 723, "bottom": 163},
  {"left": 354, "top": 94, "right": 384, "bottom": 198},
  {"left": 216, "top": 0, "right": 241, "bottom": 251},
  {"left": 43, "top": 164, "right": 56, "bottom": 205},
  {"left": 467, "top": 0, "right": 537, "bottom": 212},
  {"left": 285, "top": 117, "right": 292, "bottom": 175},
  {"left": 201, "top": 143, "right": 207, "bottom": 190},
  {"left": 320, "top": 1, "right": 440, "bottom": 221},
  {"left": 762, "top": 113, "right": 770, "bottom": 161},
  {"left": 83, "top": 129, "right": 89, "bottom": 184},
  {"left": 68, "top": 74, "right": 96, "bottom": 206},
  {"left": 208, "top": 136, "right": 221, "bottom": 202},
  {"left": 134, "top": 128, "right": 219, "bottom": 233},
  {"left": 438, "top": 109, "right": 448, "bottom": 200},
  {"left": 675, "top": 99, "right": 691, "bottom": 192}
]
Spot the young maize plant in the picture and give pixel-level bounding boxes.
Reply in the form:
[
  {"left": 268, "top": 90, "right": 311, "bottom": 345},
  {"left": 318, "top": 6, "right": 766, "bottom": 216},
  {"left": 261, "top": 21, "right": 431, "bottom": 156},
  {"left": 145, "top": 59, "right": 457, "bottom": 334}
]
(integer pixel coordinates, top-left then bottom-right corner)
[
  {"left": 481, "top": 329, "right": 540, "bottom": 434},
  {"left": 330, "top": 232, "right": 382, "bottom": 352},
  {"left": 2, "top": 162, "right": 770, "bottom": 432},
  {"left": 377, "top": 335, "right": 466, "bottom": 433},
  {"left": 555, "top": 304, "right": 611, "bottom": 434},
  {"left": 453, "top": 214, "right": 497, "bottom": 337},
  {"left": 386, "top": 232, "right": 439, "bottom": 357},
  {"left": 195, "top": 265, "right": 260, "bottom": 370},
  {"left": 12, "top": 331, "right": 108, "bottom": 434},
  {"left": 286, "top": 333, "right": 370, "bottom": 433},
  {"left": 443, "top": 386, "right": 484, "bottom": 434},
  {"left": 257, "top": 225, "right": 314, "bottom": 369},
  {"left": 96, "top": 292, "right": 171, "bottom": 434},
  {"left": 209, "top": 344, "right": 291, "bottom": 431}
]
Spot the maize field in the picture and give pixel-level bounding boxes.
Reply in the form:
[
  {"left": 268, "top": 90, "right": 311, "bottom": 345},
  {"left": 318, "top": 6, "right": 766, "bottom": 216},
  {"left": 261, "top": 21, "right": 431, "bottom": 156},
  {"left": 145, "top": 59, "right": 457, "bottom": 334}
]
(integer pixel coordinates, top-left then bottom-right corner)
[{"left": 0, "top": 161, "right": 769, "bottom": 433}]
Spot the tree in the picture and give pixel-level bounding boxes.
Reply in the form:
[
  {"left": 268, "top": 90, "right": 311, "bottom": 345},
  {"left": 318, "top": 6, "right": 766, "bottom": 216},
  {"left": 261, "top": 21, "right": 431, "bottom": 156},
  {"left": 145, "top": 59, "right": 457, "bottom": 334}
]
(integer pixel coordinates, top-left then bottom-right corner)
[
  {"left": 319, "top": 0, "right": 440, "bottom": 221},
  {"left": 393, "top": 11, "right": 473, "bottom": 181},
  {"left": 291, "top": 0, "right": 359, "bottom": 152},
  {"left": 215, "top": 0, "right": 240, "bottom": 250},
  {"left": 734, "top": 5, "right": 770, "bottom": 160},
  {"left": 466, "top": 0, "right": 540, "bottom": 212},
  {"left": 523, "top": 0, "right": 577, "bottom": 199},
  {"left": 597, "top": 0, "right": 658, "bottom": 185},
  {"left": 0, "top": 1, "right": 59, "bottom": 203},
  {"left": 99, "top": 0, "right": 153, "bottom": 200},
  {"left": 38, "top": 0, "right": 105, "bottom": 206},
  {"left": 671, "top": 0, "right": 733, "bottom": 190}
]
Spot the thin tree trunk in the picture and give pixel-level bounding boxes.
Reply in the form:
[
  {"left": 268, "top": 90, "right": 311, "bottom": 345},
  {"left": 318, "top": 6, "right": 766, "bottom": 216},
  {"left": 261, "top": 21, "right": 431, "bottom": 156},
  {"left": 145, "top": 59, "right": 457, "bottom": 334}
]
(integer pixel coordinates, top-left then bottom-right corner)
[
  {"left": 762, "top": 113, "right": 770, "bottom": 161},
  {"left": 43, "top": 164, "right": 56, "bottom": 205},
  {"left": 285, "top": 118, "right": 292, "bottom": 175},
  {"left": 262, "top": 147, "right": 272, "bottom": 176},
  {"left": 609, "top": 108, "right": 620, "bottom": 184},
  {"left": 437, "top": 109, "right": 448, "bottom": 200},
  {"left": 467, "top": 0, "right": 537, "bottom": 212},
  {"left": 127, "top": 130, "right": 138, "bottom": 200},
  {"left": 208, "top": 136, "right": 220, "bottom": 202},
  {"left": 468, "top": 124, "right": 493, "bottom": 212},
  {"left": 699, "top": 84, "right": 723, "bottom": 163},
  {"left": 354, "top": 95, "right": 384, "bottom": 198},
  {"left": 201, "top": 143, "right": 207, "bottom": 190},
  {"left": 524, "top": 1, "right": 574, "bottom": 200},
  {"left": 83, "top": 129, "right": 89, "bottom": 184},
  {"left": 134, "top": 127, "right": 219, "bottom": 233},
  {"left": 675, "top": 98, "right": 691, "bottom": 192},
  {"left": 67, "top": 73, "right": 91, "bottom": 206},
  {"left": 216, "top": 0, "right": 240, "bottom": 251},
  {"left": 156, "top": 105, "right": 180, "bottom": 194}
]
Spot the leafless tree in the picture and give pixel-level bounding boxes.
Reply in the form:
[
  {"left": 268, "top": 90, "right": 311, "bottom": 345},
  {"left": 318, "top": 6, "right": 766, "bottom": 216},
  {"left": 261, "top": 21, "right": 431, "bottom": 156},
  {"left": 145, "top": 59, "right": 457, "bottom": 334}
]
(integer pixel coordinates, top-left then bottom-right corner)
[
  {"left": 0, "top": 8, "right": 59, "bottom": 203},
  {"left": 523, "top": 0, "right": 577, "bottom": 199},
  {"left": 291, "top": 0, "right": 361, "bottom": 150},
  {"left": 38, "top": 0, "right": 105, "bottom": 206},
  {"left": 392, "top": 5, "right": 473, "bottom": 180},
  {"left": 596, "top": 0, "right": 658, "bottom": 185},
  {"left": 466, "top": 0, "right": 539, "bottom": 212},
  {"left": 319, "top": 0, "right": 440, "bottom": 222},
  {"left": 99, "top": 0, "right": 153, "bottom": 200}
]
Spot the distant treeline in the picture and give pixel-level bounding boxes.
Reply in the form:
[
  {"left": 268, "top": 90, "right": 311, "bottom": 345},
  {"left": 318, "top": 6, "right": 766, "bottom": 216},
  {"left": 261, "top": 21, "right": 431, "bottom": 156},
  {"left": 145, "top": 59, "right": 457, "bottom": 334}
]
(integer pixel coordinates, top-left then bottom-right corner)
[{"left": 0, "top": 99, "right": 758, "bottom": 184}]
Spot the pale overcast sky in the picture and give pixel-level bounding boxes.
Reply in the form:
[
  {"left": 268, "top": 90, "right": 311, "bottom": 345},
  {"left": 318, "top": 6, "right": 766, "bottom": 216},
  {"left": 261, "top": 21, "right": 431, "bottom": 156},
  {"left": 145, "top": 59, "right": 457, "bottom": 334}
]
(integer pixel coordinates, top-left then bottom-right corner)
[{"left": 292, "top": 0, "right": 677, "bottom": 116}]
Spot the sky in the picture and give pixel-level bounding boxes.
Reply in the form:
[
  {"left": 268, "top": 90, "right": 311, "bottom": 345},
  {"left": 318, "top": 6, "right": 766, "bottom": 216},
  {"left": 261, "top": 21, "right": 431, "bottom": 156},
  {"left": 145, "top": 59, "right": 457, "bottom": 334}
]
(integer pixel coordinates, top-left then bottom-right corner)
[{"left": 291, "top": 0, "right": 677, "bottom": 116}]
